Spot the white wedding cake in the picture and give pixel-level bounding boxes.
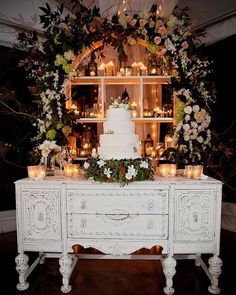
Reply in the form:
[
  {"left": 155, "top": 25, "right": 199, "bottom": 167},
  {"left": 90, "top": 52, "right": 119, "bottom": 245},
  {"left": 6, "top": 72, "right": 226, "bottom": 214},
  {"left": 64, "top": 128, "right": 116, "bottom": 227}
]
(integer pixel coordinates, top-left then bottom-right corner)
[{"left": 98, "top": 102, "right": 141, "bottom": 160}]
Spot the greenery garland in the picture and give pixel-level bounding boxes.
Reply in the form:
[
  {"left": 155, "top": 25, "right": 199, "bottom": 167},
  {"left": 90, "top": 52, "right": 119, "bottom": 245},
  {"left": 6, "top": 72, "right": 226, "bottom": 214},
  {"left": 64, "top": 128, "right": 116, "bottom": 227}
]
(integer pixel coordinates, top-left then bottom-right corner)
[{"left": 17, "top": 0, "right": 215, "bottom": 166}]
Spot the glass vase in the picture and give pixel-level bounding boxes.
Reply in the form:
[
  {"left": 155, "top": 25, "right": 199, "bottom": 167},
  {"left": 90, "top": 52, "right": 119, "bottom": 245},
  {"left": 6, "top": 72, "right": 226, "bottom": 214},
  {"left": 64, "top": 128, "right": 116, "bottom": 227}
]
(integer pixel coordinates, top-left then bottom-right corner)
[{"left": 44, "top": 155, "right": 55, "bottom": 176}]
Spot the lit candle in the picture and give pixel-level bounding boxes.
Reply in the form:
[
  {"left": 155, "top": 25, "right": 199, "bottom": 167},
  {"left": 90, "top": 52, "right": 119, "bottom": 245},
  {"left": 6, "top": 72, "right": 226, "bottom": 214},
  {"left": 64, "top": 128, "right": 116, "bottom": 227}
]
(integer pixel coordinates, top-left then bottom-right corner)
[
  {"left": 64, "top": 164, "right": 73, "bottom": 177},
  {"left": 185, "top": 165, "right": 193, "bottom": 179},
  {"left": 192, "top": 165, "right": 202, "bottom": 179},
  {"left": 105, "top": 61, "right": 114, "bottom": 76},
  {"left": 72, "top": 164, "right": 78, "bottom": 176},
  {"left": 125, "top": 66, "right": 132, "bottom": 76},
  {"left": 132, "top": 110, "right": 137, "bottom": 118},
  {"left": 120, "top": 67, "right": 125, "bottom": 75},
  {"left": 169, "top": 164, "right": 177, "bottom": 177},
  {"left": 98, "top": 63, "right": 106, "bottom": 76},
  {"left": 140, "top": 65, "right": 147, "bottom": 76},
  {"left": 90, "top": 70, "right": 95, "bottom": 76},
  {"left": 27, "top": 166, "right": 38, "bottom": 179},
  {"left": 159, "top": 164, "right": 168, "bottom": 177},
  {"left": 37, "top": 165, "right": 46, "bottom": 179}
]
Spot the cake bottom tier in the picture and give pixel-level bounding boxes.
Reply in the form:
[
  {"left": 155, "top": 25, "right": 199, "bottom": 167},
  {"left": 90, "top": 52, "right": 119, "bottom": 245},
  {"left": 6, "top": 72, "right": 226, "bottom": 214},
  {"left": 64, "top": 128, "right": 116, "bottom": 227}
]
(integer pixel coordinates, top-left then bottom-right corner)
[{"left": 98, "top": 146, "right": 141, "bottom": 160}]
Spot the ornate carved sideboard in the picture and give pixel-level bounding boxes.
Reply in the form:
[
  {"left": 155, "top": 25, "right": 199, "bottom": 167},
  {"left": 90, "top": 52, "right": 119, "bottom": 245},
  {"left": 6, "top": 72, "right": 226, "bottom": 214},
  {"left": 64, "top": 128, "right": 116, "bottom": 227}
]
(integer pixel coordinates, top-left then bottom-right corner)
[{"left": 15, "top": 176, "right": 223, "bottom": 294}]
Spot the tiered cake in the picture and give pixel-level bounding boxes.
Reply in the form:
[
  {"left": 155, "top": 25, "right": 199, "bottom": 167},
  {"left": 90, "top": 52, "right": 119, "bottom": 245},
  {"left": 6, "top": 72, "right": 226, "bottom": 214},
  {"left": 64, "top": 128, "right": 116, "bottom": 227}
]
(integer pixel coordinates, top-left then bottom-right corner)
[{"left": 98, "top": 103, "right": 141, "bottom": 160}]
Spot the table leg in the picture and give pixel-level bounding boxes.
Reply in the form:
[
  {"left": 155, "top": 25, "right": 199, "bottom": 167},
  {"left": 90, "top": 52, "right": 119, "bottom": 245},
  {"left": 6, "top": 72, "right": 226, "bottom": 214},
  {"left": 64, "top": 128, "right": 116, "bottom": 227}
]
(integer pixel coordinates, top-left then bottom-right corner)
[
  {"left": 15, "top": 253, "right": 29, "bottom": 291},
  {"left": 208, "top": 255, "right": 222, "bottom": 294},
  {"left": 163, "top": 256, "right": 176, "bottom": 295},
  {"left": 59, "top": 255, "right": 73, "bottom": 293}
]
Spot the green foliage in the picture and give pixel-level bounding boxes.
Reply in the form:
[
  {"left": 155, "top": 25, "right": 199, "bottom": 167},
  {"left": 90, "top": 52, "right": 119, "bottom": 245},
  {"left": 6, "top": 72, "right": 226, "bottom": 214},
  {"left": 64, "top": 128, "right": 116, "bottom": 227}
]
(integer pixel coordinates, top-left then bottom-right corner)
[{"left": 84, "top": 157, "right": 154, "bottom": 186}]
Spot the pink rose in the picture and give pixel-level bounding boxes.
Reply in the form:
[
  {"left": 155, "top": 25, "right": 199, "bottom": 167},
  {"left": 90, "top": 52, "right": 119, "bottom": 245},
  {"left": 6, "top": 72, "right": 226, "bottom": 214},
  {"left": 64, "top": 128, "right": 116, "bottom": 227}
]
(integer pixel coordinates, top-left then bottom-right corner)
[
  {"left": 194, "top": 112, "right": 205, "bottom": 123},
  {"left": 158, "top": 27, "right": 167, "bottom": 36},
  {"left": 139, "top": 19, "right": 146, "bottom": 27},
  {"left": 182, "top": 41, "right": 189, "bottom": 49},
  {"left": 154, "top": 36, "right": 161, "bottom": 45},
  {"left": 156, "top": 19, "right": 163, "bottom": 27}
]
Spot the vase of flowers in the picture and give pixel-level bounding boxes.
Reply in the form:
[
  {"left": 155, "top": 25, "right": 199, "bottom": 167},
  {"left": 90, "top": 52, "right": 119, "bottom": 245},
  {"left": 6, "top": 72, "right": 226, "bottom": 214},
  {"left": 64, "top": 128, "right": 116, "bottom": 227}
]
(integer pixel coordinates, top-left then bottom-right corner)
[{"left": 38, "top": 140, "right": 60, "bottom": 176}]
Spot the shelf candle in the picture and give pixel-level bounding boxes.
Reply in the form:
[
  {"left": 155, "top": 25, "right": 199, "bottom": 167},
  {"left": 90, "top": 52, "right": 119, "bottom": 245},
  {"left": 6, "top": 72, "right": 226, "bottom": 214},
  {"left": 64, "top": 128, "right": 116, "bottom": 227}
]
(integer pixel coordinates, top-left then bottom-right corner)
[
  {"left": 98, "top": 63, "right": 106, "bottom": 76},
  {"left": 105, "top": 61, "right": 114, "bottom": 76}
]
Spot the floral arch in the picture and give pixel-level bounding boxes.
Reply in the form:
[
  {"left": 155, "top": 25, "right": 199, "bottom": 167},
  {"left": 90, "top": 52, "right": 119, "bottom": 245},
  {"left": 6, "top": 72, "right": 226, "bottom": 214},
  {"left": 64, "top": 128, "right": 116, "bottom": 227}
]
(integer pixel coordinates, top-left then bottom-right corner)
[{"left": 18, "top": 1, "right": 214, "bottom": 166}]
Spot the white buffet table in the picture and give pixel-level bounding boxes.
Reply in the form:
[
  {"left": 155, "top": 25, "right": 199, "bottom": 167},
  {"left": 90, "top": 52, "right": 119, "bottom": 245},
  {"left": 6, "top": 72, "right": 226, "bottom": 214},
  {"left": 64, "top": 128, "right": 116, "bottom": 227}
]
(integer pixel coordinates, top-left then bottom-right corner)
[{"left": 15, "top": 175, "right": 223, "bottom": 294}]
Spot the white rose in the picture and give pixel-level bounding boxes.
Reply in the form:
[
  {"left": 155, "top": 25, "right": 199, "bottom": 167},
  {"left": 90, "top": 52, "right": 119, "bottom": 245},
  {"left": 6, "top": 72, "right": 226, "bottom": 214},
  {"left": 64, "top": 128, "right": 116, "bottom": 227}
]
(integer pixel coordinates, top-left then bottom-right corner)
[
  {"left": 197, "top": 136, "right": 204, "bottom": 143},
  {"left": 191, "top": 121, "right": 198, "bottom": 128},
  {"left": 185, "top": 115, "right": 190, "bottom": 121},
  {"left": 83, "top": 162, "right": 90, "bottom": 169},
  {"left": 193, "top": 105, "right": 200, "bottom": 112},
  {"left": 184, "top": 135, "right": 190, "bottom": 141},
  {"left": 183, "top": 123, "right": 190, "bottom": 131},
  {"left": 184, "top": 105, "right": 192, "bottom": 114}
]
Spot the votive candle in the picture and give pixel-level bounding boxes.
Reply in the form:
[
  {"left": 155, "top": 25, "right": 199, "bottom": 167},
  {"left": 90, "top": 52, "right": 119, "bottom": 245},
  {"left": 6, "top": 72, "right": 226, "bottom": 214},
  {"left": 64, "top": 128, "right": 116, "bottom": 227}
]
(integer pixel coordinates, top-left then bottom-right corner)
[
  {"left": 37, "top": 165, "right": 46, "bottom": 179},
  {"left": 27, "top": 166, "right": 38, "bottom": 179},
  {"left": 185, "top": 165, "right": 193, "bottom": 179},
  {"left": 169, "top": 164, "right": 177, "bottom": 177}
]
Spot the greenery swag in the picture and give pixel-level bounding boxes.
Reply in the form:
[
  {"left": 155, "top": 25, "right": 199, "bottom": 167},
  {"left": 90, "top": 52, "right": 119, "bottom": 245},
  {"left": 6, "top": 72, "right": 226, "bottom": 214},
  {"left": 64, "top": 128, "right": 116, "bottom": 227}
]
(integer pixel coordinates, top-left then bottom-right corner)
[{"left": 17, "top": 0, "right": 215, "bottom": 166}]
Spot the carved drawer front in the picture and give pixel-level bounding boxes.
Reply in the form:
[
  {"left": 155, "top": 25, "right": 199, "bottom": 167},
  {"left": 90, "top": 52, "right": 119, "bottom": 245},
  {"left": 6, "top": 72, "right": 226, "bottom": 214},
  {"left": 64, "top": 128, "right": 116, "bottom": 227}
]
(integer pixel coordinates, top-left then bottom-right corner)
[
  {"left": 66, "top": 189, "right": 168, "bottom": 215},
  {"left": 22, "top": 189, "right": 61, "bottom": 241},
  {"left": 67, "top": 213, "right": 168, "bottom": 239},
  {"left": 175, "top": 190, "right": 215, "bottom": 242}
]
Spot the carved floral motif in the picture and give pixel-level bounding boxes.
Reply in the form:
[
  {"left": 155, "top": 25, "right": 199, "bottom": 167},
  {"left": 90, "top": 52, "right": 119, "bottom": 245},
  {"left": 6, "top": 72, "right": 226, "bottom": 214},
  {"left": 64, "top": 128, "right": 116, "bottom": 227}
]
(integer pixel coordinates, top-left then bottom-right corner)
[
  {"left": 176, "top": 191, "right": 215, "bottom": 241},
  {"left": 22, "top": 189, "right": 61, "bottom": 240}
]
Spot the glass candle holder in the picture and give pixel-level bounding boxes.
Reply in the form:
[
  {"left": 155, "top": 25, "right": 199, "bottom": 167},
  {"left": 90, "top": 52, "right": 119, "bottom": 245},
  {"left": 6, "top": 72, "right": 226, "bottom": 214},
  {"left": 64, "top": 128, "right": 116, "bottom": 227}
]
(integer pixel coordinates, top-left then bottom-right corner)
[
  {"left": 192, "top": 165, "right": 203, "bottom": 179},
  {"left": 159, "top": 164, "right": 168, "bottom": 177},
  {"left": 185, "top": 165, "right": 193, "bottom": 179},
  {"left": 125, "top": 66, "right": 132, "bottom": 76},
  {"left": 37, "top": 165, "right": 46, "bottom": 179},
  {"left": 169, "top": 164, "right": 177, "bottom": 177},
  {"left": 64, "top": 164, "right": 74, "bottom": 177},
  {"left": 27, "top": 166, "right": 38, "bottom": 179}
]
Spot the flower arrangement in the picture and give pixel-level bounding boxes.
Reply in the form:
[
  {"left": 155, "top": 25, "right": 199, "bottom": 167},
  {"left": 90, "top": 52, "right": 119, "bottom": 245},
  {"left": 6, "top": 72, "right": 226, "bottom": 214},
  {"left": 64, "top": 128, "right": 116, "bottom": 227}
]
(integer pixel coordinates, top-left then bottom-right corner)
[
  {"left": 16, "top": 1, "right": 215, "bottom": 165},
  {"left": 83, "top": 157, "right": 154, "bottom": 185}
]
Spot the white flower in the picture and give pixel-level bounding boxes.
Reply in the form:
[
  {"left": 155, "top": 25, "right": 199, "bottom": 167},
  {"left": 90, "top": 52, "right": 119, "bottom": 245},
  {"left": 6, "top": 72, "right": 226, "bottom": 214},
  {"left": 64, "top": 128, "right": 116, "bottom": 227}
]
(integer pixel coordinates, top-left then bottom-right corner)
[
  {"left": 104, "top": 168, "right": 112, "bottom": 178},
  {"left": 185, "top": 114, "right": 190, "bottom": 121},
  {"left": 191, "top": 121, "right": 198, "bottom": 128},
  {"left": 197, "top": 136, "right": 204, "bottom": 143},
  {"left": 97, "top": 159, "right": 105, "bottom": 167},
  {"left": 83, "top": 162, "right": 90, "bottom": 169},
  {"left": 193, "top": 105, "right": 200, "bottom": 112},
  {"left": 140, "top": 161, "right": 149, "bottom": 169},
  {"left": 64, "top": 50, "right": 75, "bottom": 61},
  {"left": 184, "top": 135, "right": 190, "bottom": 141},
  {"left": 127, "top": 165, "right": 137, "bottom": 177},
  {"left": 184, "top": 105, "right": 192, "bottom": 114},
  {"left": 38, "top": 140, "right": 60, "bottom": 157},
  {"left": 125, "top": 172, "right": 133, "bottom": 180},
  {"left": 183, "top": 123, "right": 190, "bottom": 131}
]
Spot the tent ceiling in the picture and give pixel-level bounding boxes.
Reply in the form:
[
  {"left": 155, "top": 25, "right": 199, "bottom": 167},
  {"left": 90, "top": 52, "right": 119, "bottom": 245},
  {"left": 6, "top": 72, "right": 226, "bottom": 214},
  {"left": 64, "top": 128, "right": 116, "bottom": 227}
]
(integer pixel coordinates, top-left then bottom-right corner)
[{"left": 0, "top": 0, "right": 236, "bottom": 47}]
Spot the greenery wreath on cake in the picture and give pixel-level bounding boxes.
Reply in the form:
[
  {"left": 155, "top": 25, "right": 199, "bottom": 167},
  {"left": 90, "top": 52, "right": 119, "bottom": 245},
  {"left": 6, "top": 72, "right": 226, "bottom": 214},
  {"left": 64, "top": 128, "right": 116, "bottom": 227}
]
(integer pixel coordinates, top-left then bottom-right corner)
[{"left": 83, "top": 157, "right": 154, "bottom": 186}]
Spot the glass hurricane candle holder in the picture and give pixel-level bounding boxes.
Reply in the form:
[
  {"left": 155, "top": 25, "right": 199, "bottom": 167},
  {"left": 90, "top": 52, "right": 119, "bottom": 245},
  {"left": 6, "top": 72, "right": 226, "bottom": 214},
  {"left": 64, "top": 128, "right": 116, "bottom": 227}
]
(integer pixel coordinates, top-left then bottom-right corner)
[
  {"left": 159, "top": 164, "right": 168, "bottom": 177},
  {"left": 192, "top": 165, "right": 203, "bottom": 179},
  {"left": 37, "top": 165, "right": 46, "bottom": 179},
  {"left": 27, "top": 166, "right": 38, "bottom": 179},
  {"left": 185, "top": 165, "right": 193, "bottom": 179}
]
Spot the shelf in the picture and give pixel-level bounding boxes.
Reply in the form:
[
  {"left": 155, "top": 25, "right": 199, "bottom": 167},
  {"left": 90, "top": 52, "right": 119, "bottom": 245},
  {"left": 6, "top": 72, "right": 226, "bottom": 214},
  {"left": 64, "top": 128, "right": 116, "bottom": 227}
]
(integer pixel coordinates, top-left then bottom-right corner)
[
  {"left": 69, "top": 75, "right": 172, "bottom": 85},
  {"left": 76, "top": 117, "right": 175, "bottom": 123}
]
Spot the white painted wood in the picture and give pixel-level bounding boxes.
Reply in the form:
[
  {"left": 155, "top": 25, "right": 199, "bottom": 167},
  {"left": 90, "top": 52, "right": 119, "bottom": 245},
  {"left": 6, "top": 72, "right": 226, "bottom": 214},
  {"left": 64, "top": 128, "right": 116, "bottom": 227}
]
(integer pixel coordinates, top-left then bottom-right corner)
[
  {"left": 0, "top": 209, "right": 16, "bottom": 233},
  {"left": 14, "top": 176, "right": 223, "bottom": 294}
]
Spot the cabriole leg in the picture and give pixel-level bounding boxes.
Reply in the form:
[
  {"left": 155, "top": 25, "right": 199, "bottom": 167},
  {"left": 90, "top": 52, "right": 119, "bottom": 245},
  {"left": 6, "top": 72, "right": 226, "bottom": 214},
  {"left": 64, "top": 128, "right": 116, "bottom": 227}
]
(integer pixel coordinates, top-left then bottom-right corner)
[
  {"left": 15, "top": 253, "right": 29, "bottom": 291},
  {"left": 163, "top": 256, "right": 177, "bottom": 295},
  {"left": 208, "top": 255, "right": 222, "bottom": 294},
  {"left": 59, "top": 255, "right": 73, "bottom": 293}
]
